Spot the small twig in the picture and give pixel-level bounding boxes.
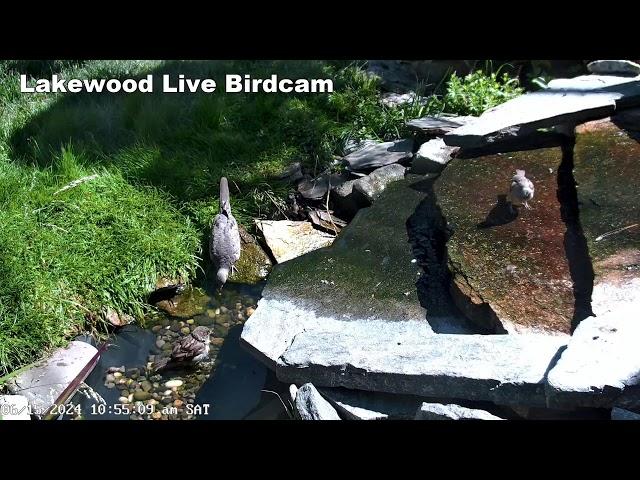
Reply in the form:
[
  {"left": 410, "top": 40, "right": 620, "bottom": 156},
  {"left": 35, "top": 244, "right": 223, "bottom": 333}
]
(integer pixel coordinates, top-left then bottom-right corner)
[
  {"left": 324, "top": 182, "right": 339, "bottom": 236},
  {"left": 595, "top": 224, "right": 638, "bottom": 242},
  {"left": 53, "top": 174, "right": 99, "bottom": 196},
  {"left": 261, "top": 389, "right": 294, "bottom": 419}
]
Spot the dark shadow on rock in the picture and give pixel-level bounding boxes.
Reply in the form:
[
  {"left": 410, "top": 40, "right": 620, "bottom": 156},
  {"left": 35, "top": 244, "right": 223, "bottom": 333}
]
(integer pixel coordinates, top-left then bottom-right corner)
[
  {"left": 406, "top": 176, "right": 488, "bottom": 333},
  {"left": 477, "top": 194, "right": 518, "bottom": 229},
  {"left": 194, "top": 325, "right": 269, "bottom": 420},
  {"left": 557, "top": 137, "right": 595, "bottom": 332},
  {"left": 457, "top": 131, "right": 566, "bottom": 159}
]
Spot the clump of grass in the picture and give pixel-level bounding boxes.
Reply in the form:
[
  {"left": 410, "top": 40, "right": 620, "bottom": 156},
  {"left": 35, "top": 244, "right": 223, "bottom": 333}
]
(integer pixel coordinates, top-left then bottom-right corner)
[
  {"left": 0, "top": 147, "right": 199, "bottom": 376},
  {"left": 433, "top": 69, "right": 524, "bottom": 116}
]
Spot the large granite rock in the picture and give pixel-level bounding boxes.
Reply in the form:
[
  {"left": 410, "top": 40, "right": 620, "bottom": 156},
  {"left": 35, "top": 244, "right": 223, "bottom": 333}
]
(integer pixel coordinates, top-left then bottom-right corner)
[
  {"left": 343, "top": 139, "right": 414, "bottom": 171},
  {"left": 587, "top": 60, "right": 640, "bottom": 76},
  {"left": 435, "top": 147, "right": 575, "bottom": 334},
  {"left": 255, "top": 220, "right": 335, "bottom": 264},
  {"left": 5, "top": 341, "right": 99, "bottom": 418},
  {"left": 412, "top": 138, "right": 458, "bottom": 173},
  {"left": 241, "top": 176, "right": 577, "bottom": 408},
  {"left": 415, "top": 402, "right": 505, "bottom": 420},
  {"left": 294, "top": 383, "right": 341, "bottom": 420},
  {"left": 444, "top": 75, "right": 640, "bottom": 148}
]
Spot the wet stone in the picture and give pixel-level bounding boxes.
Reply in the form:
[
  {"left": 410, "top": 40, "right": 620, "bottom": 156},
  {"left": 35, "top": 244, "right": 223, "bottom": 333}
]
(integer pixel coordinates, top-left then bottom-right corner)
[
  {"left": 435, "top": 147, "right": 574, "bottom": 333},
  {"left": 573, "top": 122, "right": 640, "bottom": 318}
]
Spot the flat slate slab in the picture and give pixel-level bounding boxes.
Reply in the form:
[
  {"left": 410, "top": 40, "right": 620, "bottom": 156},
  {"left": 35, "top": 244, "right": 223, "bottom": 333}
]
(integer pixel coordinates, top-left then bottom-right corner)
[
  {"left": 545, "top": 122, "right": 640, "bottom": 409},
  {"left": 587, "top": 60, "right": 640, "bottom": 76},
  {"left": 415, "top": 402, "right": 505, "bottom": 420},
  {"left": 277, "top": 327, "right": 567, "bottom": 407},
  {"left": 255, "top": 220, "right": 335, "bottom": 264},
  {"left": 444, "top": 75, "right": 640, "bottom": 148},
  {"left": 406, "top": 115, "right": 476, "bottom": 136},
  {"left": 343, "top": 139, "right": 414, "bottom": 171},
  {"left": 435, "top": 147, "right": 575, "bottom": 334},
  {"left": 5, "top": 341, "right": 99, "bottom": 417},
  {"left": 573, "top": 122, "right": 640, "bottom": 317}
]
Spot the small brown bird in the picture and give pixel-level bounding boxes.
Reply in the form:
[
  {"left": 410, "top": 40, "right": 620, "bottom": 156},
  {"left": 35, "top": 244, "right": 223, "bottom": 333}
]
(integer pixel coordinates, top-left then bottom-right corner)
[
  {"left": 509, "top": 169, "right": 535, "bottom": 214},
  {"left": 153, "top": 326, "right": 211, "bottom": 371}
]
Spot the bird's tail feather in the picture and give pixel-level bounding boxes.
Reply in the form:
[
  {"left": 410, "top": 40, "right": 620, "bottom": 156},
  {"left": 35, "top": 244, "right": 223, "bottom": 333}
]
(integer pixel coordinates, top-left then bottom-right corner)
[{"left": 219, "top": 177, "right": 231, "bottom": 213}]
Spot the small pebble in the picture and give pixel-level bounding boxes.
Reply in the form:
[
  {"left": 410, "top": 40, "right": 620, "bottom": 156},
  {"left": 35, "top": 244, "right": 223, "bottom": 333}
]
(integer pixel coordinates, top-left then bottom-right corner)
[
  {"left": 119, "top": 396, "right": 129, "bottom": 404},
  {"left": 105, "top": 382, "right": 116, "bottom": 389},
  {"left": 155, "top": 339, "right": 165, "bottom": 349},
  {"left": 152, "top": 411, "right": 162, "bottom": 420},
  {"left": 165, "top": 379, "right": 183, "bottom": 388},
  {"left": 121, "top": 389, "right": 130, "bottom": 397},
  {"left": 211, "top": 337, "right": 224, "bottom": 346},
  {"left": 219, "top": 306, "right": 228, "bottom": 314},
  {"left": 105, "top": 373, "right": 115, "bottom": 383},
  {"left": 174, "top": 399, "right": 184, "bottom": 408},
  {"left": 151, "top": 325, "right": 162, "bottom": 333},
  {"left": 246, "top": 307, "right": 255, "bottom": 316},
  {"left": 186, "top": 319, "right": 195, "bottom": 325},
  {"left": 181, "top": 327, "right": 191, "bottom": 335},
  {"left": 113, "top": 372, "right": 123, "bottom": 379},
  {"left": 134, "top": 391, "right": 151, "bottom": 401},
  {"left": 141, "top": 381, "right": 153, "bottom": 392}
]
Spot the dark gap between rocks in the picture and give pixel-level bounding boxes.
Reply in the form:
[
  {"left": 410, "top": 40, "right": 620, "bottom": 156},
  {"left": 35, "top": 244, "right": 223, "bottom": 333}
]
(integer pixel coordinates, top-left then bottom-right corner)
[
  {"left": 406, "top": 176, "right": 490, "bottom": 334},
  {"left": 557, "top": 136, "right": 595, "bottom": 333}
]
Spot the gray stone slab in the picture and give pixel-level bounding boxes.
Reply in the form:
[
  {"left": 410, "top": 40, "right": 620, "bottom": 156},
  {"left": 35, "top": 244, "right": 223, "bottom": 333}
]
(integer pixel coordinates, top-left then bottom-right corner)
[
  {"left": 277, "top": 327, "right": 567, "bottom": 407},
  {"left": 318, "top": 387, "right": 460, "bottom": 420},
  {"left": 295, "top": 383, "right": 341, "bottom": 420},
  {"left": 588, "top": 60, "right": 640, "bottom": 76},
  {"left": 5, "top": 341, "right": 99, "bottom": 417},
  {"left": 611, "top": 407, "right": 640, "bottom": 420},
  {"left": 406, "top": 115, "right": 476, "bottom": 135},
  {"left": 546, "top": 307, "right": 640, "bottom": 409},
  {"left": 412, "top": 138, "right": 458, "bottom": 173},
  {"left": 444, "top": 76, "right": 640, "bottom": 149},
  {"left": 343, "top": 139, "right": 414, "bottom": 171},
  {"left": 352, "top": 164, "right": 406, "bottom": 203},
  {"left": 415, "top": 402, "right": 505, "bottom": 420}
]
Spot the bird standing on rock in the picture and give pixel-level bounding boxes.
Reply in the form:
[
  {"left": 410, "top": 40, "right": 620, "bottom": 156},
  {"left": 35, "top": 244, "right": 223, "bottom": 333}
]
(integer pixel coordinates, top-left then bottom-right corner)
[
  {"left": 153, "top": 326, "right": 211, "bottom": 371},
  {"left": 508, "top": 169, "right": 535, "bottom": 214},
  {"left": 210, "top": 177, "right": 241, "bottom": 288}
]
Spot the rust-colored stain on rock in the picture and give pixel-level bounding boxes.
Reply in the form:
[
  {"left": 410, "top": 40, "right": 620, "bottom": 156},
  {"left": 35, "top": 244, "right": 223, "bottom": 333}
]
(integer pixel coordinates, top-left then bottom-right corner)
[{"left": 435, "top": 147, "right": 573, "bottom": 333}]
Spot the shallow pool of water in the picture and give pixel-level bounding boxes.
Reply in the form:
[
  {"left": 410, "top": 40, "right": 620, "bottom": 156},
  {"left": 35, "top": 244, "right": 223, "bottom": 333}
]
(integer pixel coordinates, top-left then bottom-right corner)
[{"left": 68, "top": 282, "right": 292, "bottom": 420}]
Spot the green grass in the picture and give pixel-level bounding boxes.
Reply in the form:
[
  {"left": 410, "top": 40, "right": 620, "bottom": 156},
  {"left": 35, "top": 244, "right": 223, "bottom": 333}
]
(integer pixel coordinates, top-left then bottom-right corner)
[{"left": 0, "top": 59, "right": 523, "bottom": 377}]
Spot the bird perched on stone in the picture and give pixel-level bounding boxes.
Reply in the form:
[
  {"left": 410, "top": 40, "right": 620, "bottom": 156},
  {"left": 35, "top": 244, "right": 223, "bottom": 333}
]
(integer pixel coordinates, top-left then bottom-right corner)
[
  {"left": 508, "top": 169, "right": 535, "bottom": 214},
  {"left": 153, "top": 326, "right": 211, "bottom": 371},
  {"left": 210, "top": 177, "right": 241, "bottom": 287}
]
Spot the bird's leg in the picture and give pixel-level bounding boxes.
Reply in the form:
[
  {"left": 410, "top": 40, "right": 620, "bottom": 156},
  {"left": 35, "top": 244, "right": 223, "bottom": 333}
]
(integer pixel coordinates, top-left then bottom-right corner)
[
  {"left": 524, "top": 201, "right": 532, "bottom": 210},
  {"left": 231, "top": 264, "right": 238, "bottom": 275}
]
